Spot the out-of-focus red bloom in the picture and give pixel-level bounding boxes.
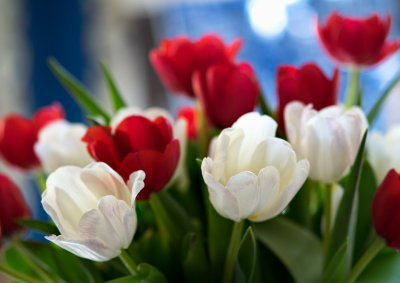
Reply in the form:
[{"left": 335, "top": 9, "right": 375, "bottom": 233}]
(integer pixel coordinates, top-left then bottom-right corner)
[
  {"left": 317, "top": 12, "right": 400, "bottom": 67},
  {"left": 150, "top": 34, "right": 242, "bottom": 97},
  {"left": 82, "top": 115, "right": 180, "bottom": 200},
  {"left": 177, "top": 106, "right": 198, "bottom": 140},
  {"left": 0, "top": 173, "right": 31, "bottom": 240},
  {"left": 0, "top": 104, "right": 64, "bottom": 170},
  {"left": 372, "top": 169, "right": 400, "bottom": 250},
  {"left": 193, "top": 62, "right": 259, "bottom": 129},
  {"left": 277, "top": 63, "right": 339, "bottom": 132}
]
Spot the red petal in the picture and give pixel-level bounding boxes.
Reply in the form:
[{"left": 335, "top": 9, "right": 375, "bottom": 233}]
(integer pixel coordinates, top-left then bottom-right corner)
[
  {"left": 372, "top": 169, "right": 400, "bottom": 250},
  {"left": 0, "top": 115, "right": 40, "bottom": 169},
  {"left": 119, "top": 139, "right": 180, "bottom": 200},
  {"left": 0, "top": 173, "right": 30, "bottom": 236},
  {"left": 177, "top": 106, "right": 198, "bottom": 140},
  {"left": 114, "top": 116, "right": 172, "bottom": 153},
  {"left": 32, "top": 103, "right": 65, "bottom": 132},
  {"left": 82, "top": 126, "right": 122, "bottom": 170}
]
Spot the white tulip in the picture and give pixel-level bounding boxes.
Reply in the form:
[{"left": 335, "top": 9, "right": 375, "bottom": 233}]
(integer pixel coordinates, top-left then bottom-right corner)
[
  {"left": 111, "top": 107, "right": 187, "bottom": 187},
  {"left": 201, "top": 112, "right": 310, "bottom": 222},
  {"left": 34, "top": 120, "right": 92, "bottom": 174},
  {"left": 42, "top": 162, "right": 145, "bottom": 261},
  {"left": 368, "top": 125, "right": 400, "bottom": 183},
  {"left": 285, "top": 102, "right": 368, "bottom": 183}
]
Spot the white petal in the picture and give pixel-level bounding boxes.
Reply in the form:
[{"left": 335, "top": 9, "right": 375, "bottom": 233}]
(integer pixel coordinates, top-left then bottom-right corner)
[
  {"left": 127, "top": 170, "right": 146, "bottom": 205},
  {"left": 252, "top": 159, "right": 309, "bottom": 222},
  {"left": 46, "top": 235, "right": 119, "bottom": 262}
]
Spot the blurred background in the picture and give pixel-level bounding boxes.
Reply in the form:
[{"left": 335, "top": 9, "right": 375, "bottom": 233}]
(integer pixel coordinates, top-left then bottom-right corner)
[{"left": 0, "top": 0, "right": 399, "bottom": 225}]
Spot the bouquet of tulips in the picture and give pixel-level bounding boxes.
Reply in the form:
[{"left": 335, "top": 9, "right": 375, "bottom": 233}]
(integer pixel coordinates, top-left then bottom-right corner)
[{"left": 1, "top": 11, "right": 400, "bottom": 283}]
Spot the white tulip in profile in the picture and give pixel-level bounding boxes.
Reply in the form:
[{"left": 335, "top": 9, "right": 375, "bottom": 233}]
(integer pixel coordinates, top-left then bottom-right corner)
[
  {"left": 34, "top": 120, "right": 92, "bottom": 174},
  {"left": 42, "top": 162, "right": 145, "bottom": 261},
  {"left": 201, "top": 112, "right": 310, "bottom": 222},
  {"left": 368, "top": 125, "right": 400, "bottom": 183},
  {"left": 285, "top": 102, "right": 368, "bottom": 183}
]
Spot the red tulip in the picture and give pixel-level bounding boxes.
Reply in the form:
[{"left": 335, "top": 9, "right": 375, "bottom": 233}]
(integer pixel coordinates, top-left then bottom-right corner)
[
  {"left": 0, "top": 173, "right": 30, "bottom": 239},
  {"left": 150, "top": 34, "right": 242, "bottom": 97},
  {"left": 277, "top": 63, "right": 339, "bottom": 132},
  {"left": 317, "top": 12, "right": 400, "bottom": 67},
  {"left": 82, "top": 115, "right": 180, "bottom": 200},
  {"left": 372, "top": 169, "right": 400, "bottom": 250},
  {"left": 193, "top": 62, "right": 259, "bottom": 129},
  {"left": 177, "top": 106, "right": 198, "bottom": 140},
  {"left": 0, "top": 104, "right": 64, "bottom": 170}
]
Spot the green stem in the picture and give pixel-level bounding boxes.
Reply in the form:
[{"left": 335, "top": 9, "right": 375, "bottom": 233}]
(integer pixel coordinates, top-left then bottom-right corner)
[
  {"left": 323, "top": 183, "right": 333, "bottom": 266},
  {"left": 258, "top": 92, "right": 273, "bottom": 118},
  {"left": 343, "top": 237, "right": 385, "bottom": 283},
  {"left": 119, "top": 249, "right": 138, "bottom": 276},
  {"left": 196, "top": 103, "right": 209, "bottom": 158},
  {"left": 222, "top": 220, "right": 245, "bottom": 283},
  {"left": 36, "top": 171, "right": 47, "bottom": 193},
  {"left": 345, "top": 68, "right": 360, "bottom": 108},
  {"left": 0, "top": 263, "right": 43, "bottom": 283}
]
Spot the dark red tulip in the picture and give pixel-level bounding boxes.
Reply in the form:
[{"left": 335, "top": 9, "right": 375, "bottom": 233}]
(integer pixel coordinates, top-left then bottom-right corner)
[
  {"left": 317, "top": 12, "right": 400, "bottom": 67},
  {"left": 193, "top": 62, "right": 259, "bottom": 129},
  {"left": 177, "top": 106, "right": 198, "bottom": 140},
  {"left": 82, "top": 115, "right": 180, "bottom": 200},
  {"left": 0, "top": 104, "right": 64, "bottom": 170},
  {"left": 372, "top": 169, "right": 400, "bottom": 250},
  {"left": 150, "top": 34, "right": 242, "bottom": 97},
  {"left": 0, "top": 173, "right": 30, "bottom": 240},
  {"left": 277, "top": 63, "right": 339, "bottom": 132}
]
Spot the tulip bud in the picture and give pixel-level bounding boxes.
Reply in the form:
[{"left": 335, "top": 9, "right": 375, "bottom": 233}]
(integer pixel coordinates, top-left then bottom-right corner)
[
  {"left": 0, "top": 173, "right": 30, "bottom": 241},
  {"left": 177, "top": 106, "right": 198, "bottom": 140},
  {"left": 317, "top": 12, "right": 400, "bottom": 67},
  {"left": 277, "top": 63, "right": 339, "bottom": 132},
  {"left": 201, "top": 112, "right": 309, "bottom": 222},
  {"left": 372, "top": 169, "right": 400, "bottom": 250},
  {"left": 150, "top": 34, "right": 242, "bottom": 97},
  {"left": 42, "top": 162, "right": 145, "bottom": 261},
  {"left": 83, "top": 112, "right": 180, "bottom": 200},
  {"left": 285, "top": 102, "right": 368, "bottom": 183},
  {"left": 0, "top": 104, "right": 64, "bottom": 170},
  {"left": 34, "top": 120, "right": 93, "bottom": 174},
  {"left": 193, "top": 62, "right": 259, "bottom": 129}
]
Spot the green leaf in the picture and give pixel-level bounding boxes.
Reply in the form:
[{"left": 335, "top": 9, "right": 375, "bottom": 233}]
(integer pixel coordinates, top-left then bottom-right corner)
[
  {"left": 368, "top": 71, "right": 400, "bottom": 125},
  {"left": 254, "top": 217, "right": 322, "bottom": 283},
  {"left": 16, "top": 219, "right": 59, "bottom": 235},
  {"left": 356, "top": 248, "right": 400, "bottom": 283},
  {"left": 321, "top": 242, "right": 347, "bottom": 283},
  {"left": 48, "top": 58, "right": 110, "bottom": 124},
  {"left": 236, "top": 226, "right": 257, "bottom": 283},
  {"left": 100, "top": 62, "right": 126, "bottom": 111},
  {"left": 106, "top": 263, "right": 167, "bottom": 283},
  {"left": 353, "top": 161, "right": 377, "bottom": 262},
  {"left": 182, "top": 233, "right": 210, "bottom": 283},
  {"left": 328, "top": 130, "right": 368, "bottom": 273}
]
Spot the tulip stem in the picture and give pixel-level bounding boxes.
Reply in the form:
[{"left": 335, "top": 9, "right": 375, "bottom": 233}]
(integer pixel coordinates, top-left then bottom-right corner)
[
  {"left": 342, "top": 237, "right": 385, "bottom": 283},
  {"left": 222, "top": 220, "right": 245, "bottom": 283},
  {"left": 0, "top": 263, "right": 43, "bottom": 283},
  {"left": 345, "top": 68, "right": 361, "bottom": 108},
  {"left": 36, "top": 171, "right": 47, "bottom": 193},
  {"left": 197, "top": 103, "right": 209, "bottom": 157},
  {"left": 259, "top": 92, "right": 273, "bottom": 118},
  {"left": 119, "top": 249, "right": 138, "bottom": 275},
  {"left": 323, "top": 183, "right": 333, "bottom": 266}
]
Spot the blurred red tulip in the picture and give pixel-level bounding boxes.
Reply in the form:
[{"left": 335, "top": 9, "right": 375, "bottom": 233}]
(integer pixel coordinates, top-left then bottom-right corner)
[
  {"left": 277, "top": 63, "right": 339, "bottom": 132},
  {"left": 372, "top": 169, "right": 400, "bottom": 250},
  {"left": 150, "top": 34, "right": 242, "bottom": 97},
  {"left": 317, "top": 12, "right": 400, "bottom": 67},
  {"left": 82, "top": 115, "right": 180, "bottom": 200},
  {"left": 177, "top": 106, "right": 198, "bottom": 140},
  {"left": 0, "top": 173, "right": 30, "bottom": 240},
  {"left": 0, "top": 104, "right": 64, "bottom": 170},
  {"left": 193, "top": 62, "right": 259, "bottom": 129}
]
